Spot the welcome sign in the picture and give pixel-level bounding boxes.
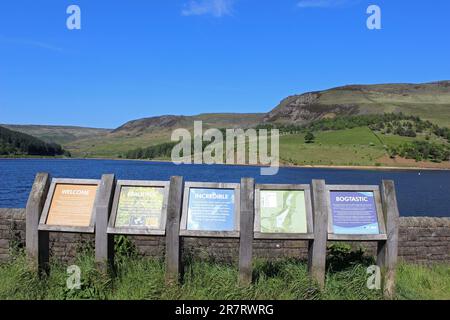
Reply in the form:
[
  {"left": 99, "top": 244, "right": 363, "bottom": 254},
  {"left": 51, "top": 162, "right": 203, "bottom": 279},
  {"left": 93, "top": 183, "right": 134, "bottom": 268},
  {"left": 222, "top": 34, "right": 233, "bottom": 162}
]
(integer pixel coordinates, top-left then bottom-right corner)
[
  {"left": 46, "top": 184, "right": 98, "bottom": 227},
  {"left": 38, "top": 178, "right": 101, "bottom": 233},
  {"left": 330, "top": 191, "right": 380, "bottom": 235}
]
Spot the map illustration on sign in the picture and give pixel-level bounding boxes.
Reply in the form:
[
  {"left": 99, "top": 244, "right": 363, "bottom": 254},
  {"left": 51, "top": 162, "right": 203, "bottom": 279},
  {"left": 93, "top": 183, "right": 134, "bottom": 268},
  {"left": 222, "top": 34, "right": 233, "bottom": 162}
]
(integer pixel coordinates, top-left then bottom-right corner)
[
  {"left": 115, "top": 186, "right": 164, "bottom": 228},
  {"left": 46, "top": 184, "right": 98, "bottom": 227},
  {"left": 260, "top": 190, "right": 307, "bottom": 233},
  {"left": 187, "top": 188, "right": 235, "bottom": 231},
  {"left": 330, "top": 191, "right": 380, "bottom": 235}
]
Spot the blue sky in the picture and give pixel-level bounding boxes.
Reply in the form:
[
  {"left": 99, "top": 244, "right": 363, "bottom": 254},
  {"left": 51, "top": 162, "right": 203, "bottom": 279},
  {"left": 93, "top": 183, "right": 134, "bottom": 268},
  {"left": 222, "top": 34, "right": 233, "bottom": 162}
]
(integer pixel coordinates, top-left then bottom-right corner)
[{"left": 1, "top": 0, "right": 449, "bottom": 128}]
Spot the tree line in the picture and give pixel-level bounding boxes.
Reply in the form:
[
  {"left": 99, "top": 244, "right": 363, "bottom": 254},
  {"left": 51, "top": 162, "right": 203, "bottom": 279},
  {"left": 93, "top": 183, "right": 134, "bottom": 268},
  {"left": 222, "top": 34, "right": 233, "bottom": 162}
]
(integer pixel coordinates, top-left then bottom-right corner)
[
  {"left": 0, "top": 126, "right": 67, "bottom": 156},
  {"left": 256, "top": 113, "right": 450, "bottom": 144},
  {"left": 388, "top": 141, "right": 450, "bottom": 163},
  {"left": 124, "top": 140, "right": 213, "bottom": 160}
]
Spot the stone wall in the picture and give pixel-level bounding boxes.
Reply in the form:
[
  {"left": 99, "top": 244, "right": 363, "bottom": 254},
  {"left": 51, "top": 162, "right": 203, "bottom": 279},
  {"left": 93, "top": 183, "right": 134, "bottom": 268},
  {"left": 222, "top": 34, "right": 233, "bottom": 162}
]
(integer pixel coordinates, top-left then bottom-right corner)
[{"left": 0, "top": 208, "right": 449, "bottom": 264}]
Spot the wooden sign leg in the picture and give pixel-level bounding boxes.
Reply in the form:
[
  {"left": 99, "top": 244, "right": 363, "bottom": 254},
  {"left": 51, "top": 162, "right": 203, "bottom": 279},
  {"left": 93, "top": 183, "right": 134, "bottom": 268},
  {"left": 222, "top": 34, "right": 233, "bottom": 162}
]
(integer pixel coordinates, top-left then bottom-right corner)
[
  {"left": 309, "top": 179, "right": 328, "bottom": 289},
  {"left": 165, "top": 176, "right": 184, "bottom": 285},
  {"left": 380, "top": 180, "right": 400, "bottom": 299},
  {"left": 239, "top": 177, "right": 255, "bottom": 286},
  {"left": 95, "top": 174, "right": 116, "bottom": 273},
  {"left": 25, "top": 172, "right": 51, "bottom": 274}
]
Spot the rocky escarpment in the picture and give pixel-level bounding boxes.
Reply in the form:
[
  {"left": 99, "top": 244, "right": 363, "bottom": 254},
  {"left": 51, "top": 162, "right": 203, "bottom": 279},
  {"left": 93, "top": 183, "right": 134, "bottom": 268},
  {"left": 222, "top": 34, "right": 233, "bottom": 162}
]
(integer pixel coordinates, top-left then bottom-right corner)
[{"left": 263, "top": 92, "right": 359, "bottom": 124}]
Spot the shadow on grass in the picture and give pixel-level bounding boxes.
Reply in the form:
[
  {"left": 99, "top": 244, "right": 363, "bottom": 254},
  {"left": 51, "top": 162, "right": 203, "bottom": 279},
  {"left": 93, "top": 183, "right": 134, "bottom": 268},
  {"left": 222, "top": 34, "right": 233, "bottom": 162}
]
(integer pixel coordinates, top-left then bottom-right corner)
[{"left": 326, "top": 243, "right": 375, "bottom": 273}]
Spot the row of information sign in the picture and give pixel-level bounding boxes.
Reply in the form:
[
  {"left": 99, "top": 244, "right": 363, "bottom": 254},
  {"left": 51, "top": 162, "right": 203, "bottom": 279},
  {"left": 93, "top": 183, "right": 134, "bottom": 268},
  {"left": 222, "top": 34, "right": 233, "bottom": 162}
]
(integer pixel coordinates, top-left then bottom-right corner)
[
  {"left": 25, "top": 173, "right": 399, "bottom": 296},
  {"left": 38, "top": 178, "right": 387, "bottom": 239}
]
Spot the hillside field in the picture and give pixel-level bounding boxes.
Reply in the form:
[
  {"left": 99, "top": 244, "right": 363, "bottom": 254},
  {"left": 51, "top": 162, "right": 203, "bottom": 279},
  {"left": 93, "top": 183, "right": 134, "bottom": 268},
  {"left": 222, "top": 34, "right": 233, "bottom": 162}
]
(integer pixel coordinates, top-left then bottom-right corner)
[{"left": 279, "top": 127, "right": 438, "bottom": 167}]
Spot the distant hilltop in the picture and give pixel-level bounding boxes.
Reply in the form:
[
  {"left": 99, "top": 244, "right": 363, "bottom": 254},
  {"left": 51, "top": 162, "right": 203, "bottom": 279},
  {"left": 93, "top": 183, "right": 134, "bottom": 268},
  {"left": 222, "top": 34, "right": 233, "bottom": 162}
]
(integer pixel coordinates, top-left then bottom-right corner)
[{"left": 264, "top": 81, "right": 450, "bottom": 125}]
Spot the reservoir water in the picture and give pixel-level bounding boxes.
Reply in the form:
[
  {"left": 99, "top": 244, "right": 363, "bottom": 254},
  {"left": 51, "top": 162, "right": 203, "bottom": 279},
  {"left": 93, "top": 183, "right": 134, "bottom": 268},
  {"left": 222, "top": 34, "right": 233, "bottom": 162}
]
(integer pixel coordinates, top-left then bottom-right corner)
[{"left": 0, "top": 159, "right": 449, "bottom": 217}]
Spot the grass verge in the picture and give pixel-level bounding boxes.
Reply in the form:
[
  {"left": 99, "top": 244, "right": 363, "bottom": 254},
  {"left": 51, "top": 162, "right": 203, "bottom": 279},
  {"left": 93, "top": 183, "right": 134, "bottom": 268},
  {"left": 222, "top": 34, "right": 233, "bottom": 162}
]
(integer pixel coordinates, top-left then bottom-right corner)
[{"left": 0, "top": 248, "right": 448, "bottom": 300}]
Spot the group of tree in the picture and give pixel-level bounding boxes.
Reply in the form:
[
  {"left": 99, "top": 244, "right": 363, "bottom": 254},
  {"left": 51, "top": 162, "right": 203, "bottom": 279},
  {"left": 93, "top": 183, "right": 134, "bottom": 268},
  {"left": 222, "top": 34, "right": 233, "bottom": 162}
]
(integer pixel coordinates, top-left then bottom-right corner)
[
  {"left": 0, "top": 126, "right": 67, "bottom": 156},
  {"left": 304, "top": 131, "right": 315, "bottom": 143},
  {"left": 388, "top": 141, "right": 450, "bottom": 163},
  {"left": 256, "top": 113, "right": 450, "bottom": 145},
  {"left": 125, "top": 141, "right": 179, "bottom": 159},
  {"left": 125, "top": 139, "right": 214, "bottom": 160}
]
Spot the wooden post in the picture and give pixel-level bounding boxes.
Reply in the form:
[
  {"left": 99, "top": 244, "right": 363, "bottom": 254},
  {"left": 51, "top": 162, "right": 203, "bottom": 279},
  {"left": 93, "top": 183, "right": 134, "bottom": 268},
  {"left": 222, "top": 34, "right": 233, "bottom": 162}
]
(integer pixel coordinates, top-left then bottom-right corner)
[
  {"left": 165, "top": 176, "right": 184, "bottom": 285},
  {"left": 379, "top": 180, "right": 400, "bottom": 299},
  {"left": 95, "top": 174, "right": 116, "bottom": 273},
  {"left": 25, "top": 172, "right": 50, "bottom": 274},
  {"left": 308, "top": 179, "right": 328, "bottom": 289},
  {"left": 239, "top": 177, "right": 254, "bottom": 286}
]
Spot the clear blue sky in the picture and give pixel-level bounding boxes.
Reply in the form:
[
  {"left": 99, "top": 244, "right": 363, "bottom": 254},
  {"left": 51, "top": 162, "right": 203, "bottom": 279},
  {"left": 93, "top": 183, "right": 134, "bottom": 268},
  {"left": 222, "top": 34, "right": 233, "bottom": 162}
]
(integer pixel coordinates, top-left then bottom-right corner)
[{"left": 1, "top": 0, "right": 449, "bottom": 128}]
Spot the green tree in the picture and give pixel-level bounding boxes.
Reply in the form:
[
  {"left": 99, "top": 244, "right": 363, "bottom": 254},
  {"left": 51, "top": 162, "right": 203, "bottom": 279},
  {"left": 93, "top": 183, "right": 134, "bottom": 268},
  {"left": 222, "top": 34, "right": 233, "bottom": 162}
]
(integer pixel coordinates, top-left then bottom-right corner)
[{"left": 304, "top": 131, "right": 315, "bottom": 144}]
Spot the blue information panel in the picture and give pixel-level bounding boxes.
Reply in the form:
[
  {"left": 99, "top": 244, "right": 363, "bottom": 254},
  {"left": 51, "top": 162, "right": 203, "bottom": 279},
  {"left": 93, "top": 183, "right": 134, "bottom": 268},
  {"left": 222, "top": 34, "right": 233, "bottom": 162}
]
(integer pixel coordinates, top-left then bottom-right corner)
[
  {"left": 187, "top": 188, "right": 235, "bottom": 231},
  {"left": 330, "top": 191, "right": 380, "bottom": 235}
]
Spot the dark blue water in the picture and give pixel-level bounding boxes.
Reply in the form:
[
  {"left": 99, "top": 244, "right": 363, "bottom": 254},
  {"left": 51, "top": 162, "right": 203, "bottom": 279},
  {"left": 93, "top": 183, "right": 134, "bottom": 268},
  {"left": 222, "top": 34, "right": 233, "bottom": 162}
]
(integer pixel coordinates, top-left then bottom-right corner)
[{"left": 0, "top": 159, "right": 449, "bottom": 217}]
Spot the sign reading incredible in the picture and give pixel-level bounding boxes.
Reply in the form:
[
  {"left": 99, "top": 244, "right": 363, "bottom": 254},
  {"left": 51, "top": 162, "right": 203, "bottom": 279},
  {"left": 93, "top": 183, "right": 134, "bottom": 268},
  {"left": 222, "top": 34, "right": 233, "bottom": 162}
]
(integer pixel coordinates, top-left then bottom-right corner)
[
  {"left": 187, "top": 188, "right": 235, "bottom": 231},
  {"left": 330, "top": 191, "right": 380, "bottom": 235}
]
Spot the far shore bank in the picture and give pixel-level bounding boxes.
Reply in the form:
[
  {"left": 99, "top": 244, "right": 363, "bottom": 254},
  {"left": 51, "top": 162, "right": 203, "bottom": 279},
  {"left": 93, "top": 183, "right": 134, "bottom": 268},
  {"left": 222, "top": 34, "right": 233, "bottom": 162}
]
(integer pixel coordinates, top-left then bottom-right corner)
[{"left": 2, "top": 156, "right": 450, "bottom": 171}]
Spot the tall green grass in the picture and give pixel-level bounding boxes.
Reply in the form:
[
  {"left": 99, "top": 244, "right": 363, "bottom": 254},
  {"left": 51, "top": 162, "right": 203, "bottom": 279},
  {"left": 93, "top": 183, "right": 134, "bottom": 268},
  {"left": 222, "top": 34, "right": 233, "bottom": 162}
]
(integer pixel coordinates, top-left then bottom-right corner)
[
  {"left": 0, "top": 248, "right": 448, "bottom": 300},
  {"left": 396, "top": 262, "right": 450, "bottom": 300}
]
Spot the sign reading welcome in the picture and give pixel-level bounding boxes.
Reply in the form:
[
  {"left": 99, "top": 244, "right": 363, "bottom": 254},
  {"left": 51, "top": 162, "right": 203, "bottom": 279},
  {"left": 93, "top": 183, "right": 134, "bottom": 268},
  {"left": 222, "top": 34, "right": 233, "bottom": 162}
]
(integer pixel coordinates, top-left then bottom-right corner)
[
  {"left": 187, "top": 188, "right": 235, "bottom": 231},
  {"left": 46, "top": 184, "right": 98, "bottom": 227},
  {"left": 259, "top": 190, "right": 307, "bottom": 234},
  {"left": 330, "top": 191, "right": 380, "bottom": 235}
]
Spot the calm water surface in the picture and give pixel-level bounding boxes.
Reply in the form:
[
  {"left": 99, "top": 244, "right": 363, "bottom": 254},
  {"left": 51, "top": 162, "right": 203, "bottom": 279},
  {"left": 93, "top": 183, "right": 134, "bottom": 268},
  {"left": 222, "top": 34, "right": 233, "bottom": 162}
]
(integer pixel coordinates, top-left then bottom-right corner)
[{"left": 0, "top": 159, "right": 449, "bottom": 217}]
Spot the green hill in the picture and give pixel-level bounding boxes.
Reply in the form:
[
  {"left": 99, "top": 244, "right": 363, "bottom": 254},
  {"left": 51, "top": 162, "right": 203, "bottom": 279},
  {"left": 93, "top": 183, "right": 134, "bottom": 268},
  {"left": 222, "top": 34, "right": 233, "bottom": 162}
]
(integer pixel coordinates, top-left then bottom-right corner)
[
  {"left": 71, "top": 81, "right": 449, "bottom": 160},
  {"left": 3, "top": 81, "right": 450, "bottom": 167},
  {"left": 265, "top": 81, "right": 450, "bottom": 127},
  {"left": 64, "top": 113, "right": 264, "bottom": 157},
  {"left": 1, "top": 124, "right": 111, "bottom": 145},
  {"left": 0, "top": 125, "right": 66, "bottom": 156}
]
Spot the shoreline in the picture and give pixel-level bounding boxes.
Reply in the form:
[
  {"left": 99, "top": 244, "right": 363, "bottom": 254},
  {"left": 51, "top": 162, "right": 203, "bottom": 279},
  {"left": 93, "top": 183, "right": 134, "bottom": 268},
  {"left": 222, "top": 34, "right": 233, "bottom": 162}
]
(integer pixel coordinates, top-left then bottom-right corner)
[{"left": 2, "top": 156, "right": 450, "bottom": 171}]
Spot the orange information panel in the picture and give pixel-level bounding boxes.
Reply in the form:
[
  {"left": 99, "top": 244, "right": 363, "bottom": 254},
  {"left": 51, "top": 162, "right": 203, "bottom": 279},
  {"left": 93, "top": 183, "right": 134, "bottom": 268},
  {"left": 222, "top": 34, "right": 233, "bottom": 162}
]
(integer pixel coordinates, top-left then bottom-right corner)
[{"left": 46, "top": 184, "right": 98, "bottom": 227}]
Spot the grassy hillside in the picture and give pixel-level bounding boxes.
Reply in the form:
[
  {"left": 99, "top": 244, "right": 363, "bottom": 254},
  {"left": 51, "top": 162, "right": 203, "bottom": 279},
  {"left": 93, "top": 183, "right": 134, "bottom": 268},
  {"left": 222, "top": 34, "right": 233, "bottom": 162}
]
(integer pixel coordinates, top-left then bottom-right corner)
[
  {"left": 123, "top": 113, "right": 450, "bottom": 168},
  {"left": 2, "top": 124, "right": 111, "bottom": 145},
  {"left": 265, "top": 81, "right": 450, "bottom": 127},
  {"left": 280, "top": 128, "right": 384, "bottom": 166},
  {"left": 279, "top": 127, "right": 432, "bottom": 167},
  {"left": 65, "top": 113, "right": 264, "bottom": 157}
]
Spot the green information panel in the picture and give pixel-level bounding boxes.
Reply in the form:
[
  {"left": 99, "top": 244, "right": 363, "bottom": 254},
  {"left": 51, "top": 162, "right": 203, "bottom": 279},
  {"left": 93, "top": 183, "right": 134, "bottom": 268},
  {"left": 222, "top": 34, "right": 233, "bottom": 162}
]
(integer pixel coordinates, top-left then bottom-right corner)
[
  {"left": 260, "top": 190, "right": 307, "bottom": 233},
  {"left": 115, "top": 186, "right": 164, "bottom": 228}
]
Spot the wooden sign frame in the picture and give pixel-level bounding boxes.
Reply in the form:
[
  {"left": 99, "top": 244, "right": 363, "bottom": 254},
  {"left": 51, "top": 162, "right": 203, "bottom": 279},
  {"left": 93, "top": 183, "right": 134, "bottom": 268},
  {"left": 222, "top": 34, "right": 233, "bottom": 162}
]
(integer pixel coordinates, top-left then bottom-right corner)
[
  {"left": 38, "top": 178, "right": 101, "bottom": 233},
  {"left": 254, "top": 184, "right": 314, "bottom": 240},
  {"left": 180, "top": 182, "right": 241, "bottom": 238},
  {"left": 326, "top": 184, "right": 387, "bottom": 241},
  {"left": 107, "top": 180, "right": 170, "bottom": 236}
]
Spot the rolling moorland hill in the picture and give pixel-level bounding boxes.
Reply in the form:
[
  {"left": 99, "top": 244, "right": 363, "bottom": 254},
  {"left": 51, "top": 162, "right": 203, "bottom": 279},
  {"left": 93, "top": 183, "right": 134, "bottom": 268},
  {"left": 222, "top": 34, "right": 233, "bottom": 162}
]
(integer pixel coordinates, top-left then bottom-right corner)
[
  {"left": 60, "top": 113, "right": 264, "bottom": 157},
  {"left": 3, "top": 81, "right": 450, "bottom": 164},
  {"left": 1, "top": 124, "right": 111, "bottom": 145},
  {"left": 264, "top": 81, "right": 450, "bottom": 127}
]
